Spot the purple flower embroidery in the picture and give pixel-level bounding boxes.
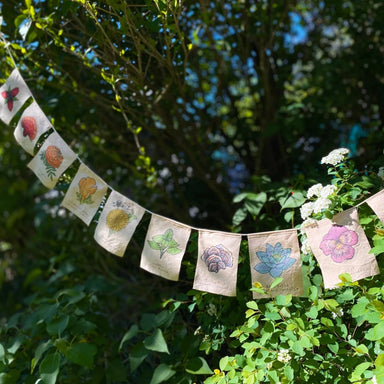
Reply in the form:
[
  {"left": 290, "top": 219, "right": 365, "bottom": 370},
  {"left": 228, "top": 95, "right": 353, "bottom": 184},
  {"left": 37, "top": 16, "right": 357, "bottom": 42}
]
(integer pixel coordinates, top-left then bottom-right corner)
[
  {"left": 320, "top": 225, "right": 358, "bottom": 263},
  {"left": 202, "top": 244, "right": 233, "bottom": 273}
]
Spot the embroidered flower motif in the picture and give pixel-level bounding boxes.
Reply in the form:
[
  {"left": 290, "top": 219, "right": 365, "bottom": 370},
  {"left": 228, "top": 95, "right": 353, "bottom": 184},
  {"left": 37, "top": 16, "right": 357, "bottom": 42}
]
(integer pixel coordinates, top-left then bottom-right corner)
[
  {"left": 21, "top": 116, "right": 37, "bottom": 140},
  {"left": 77, "top": 177, "right": 97, "bottom": 204},
  {"left": 1, "top": 86, "right": 19, "bottom": 111},
  {"left": 202, "top": 244, "right": 233, "bottom": 273},
  {"left": 320, "top": 225, "right": 358, "bottom": 263},
  {"left": 254, "top": 242, "right": 296, "bottom": 278},
  {"left": 106, "top": 201, "right": 137, "bottom": 234},
  {"left": 321, "top": 148, "right": 349, "bottom": 166},
  {"left": 39, "top": 145, "right": 63, "bottom": 180}
]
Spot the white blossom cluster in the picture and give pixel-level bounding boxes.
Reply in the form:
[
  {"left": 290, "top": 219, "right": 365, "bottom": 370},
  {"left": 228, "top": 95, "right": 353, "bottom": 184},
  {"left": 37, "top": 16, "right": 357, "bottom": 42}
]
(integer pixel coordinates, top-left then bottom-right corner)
[
  {"left": 277, "top": 349, "right": 291, "bottom": 363},
  {"left": 301, "top": 238, "right": 312, "bottom": 255},
  {"left": 321, "top": 148, "right": 349, "bottom": 166}
]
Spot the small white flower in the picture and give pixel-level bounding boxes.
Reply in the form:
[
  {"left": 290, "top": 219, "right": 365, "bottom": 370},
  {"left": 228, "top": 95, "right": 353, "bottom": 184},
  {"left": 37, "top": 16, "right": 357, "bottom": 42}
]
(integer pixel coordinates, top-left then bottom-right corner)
[
  {"left": 320, "top": 184, "right": 337, "bottom": 198},
  {"left": 313, "top": 197, "right": 332, "bottom": 213},
  {"left": 307, "top": 183, "right": 323, "bottom": 198},
  {"left": 300, "top": 218, "right": 317, "bottom": 234},
  {"left": 277, "top": 349, "right": 291, "bottom": 363},
  {"left": 321, "top": 148, "right": 349, "bottom": 166},
  {"left": 194, "top": 326, "right": 202, "bottom": 336},
  {"left": 300, "top": 202, "right": 314, "bottom": 220},
  {"left": 378, "top": 167, "right": 384, "bottom": 180},
  {"left": 372, "top": 375, "right": 378, "bottom": 384},
  {"left": 301, "top": 238, "right": 312, "bottom": 255},
  {"left": 207, "top": 303, "right": 217, "bottom": 316},
  {"left": 331, "top": 308, "right": 343, "bottom": 319}
]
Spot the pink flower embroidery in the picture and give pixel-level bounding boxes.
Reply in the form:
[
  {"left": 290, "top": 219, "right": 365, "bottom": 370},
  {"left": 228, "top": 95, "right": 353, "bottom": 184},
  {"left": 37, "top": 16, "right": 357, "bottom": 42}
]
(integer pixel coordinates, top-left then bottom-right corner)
[{"left": 320, "top": 225, "right": 358, "bottom": 263}]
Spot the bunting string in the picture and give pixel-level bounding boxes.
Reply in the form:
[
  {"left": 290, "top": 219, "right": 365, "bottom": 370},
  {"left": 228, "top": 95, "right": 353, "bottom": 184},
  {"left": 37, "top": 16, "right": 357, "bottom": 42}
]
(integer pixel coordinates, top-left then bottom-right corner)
[{"left": 1, "top": 66, "right": 384, "bottom": 297}]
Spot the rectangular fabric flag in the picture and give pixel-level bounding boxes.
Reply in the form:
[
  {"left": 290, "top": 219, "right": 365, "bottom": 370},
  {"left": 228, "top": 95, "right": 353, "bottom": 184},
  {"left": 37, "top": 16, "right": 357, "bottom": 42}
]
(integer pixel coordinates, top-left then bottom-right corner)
[
  {"left": 61, "top": 163, "right": 108, "bottom": 225},
  {"left": 0, "top": 68, "right": 32, "bottom": 124},
  {"left": 140, "top": 214, "right": 191, "bottom": 281},
  {"left": 27, "top": 131, "right": 77, "bottom": 189},
  {"left": 366, "top": 190, "right": 384, "bottom": 224},
  {"left": 94, "top": 190, "right": 145, "bottom": 257},
  {"left": 305, "top": 207, "right": 379, "bottom": 289},
  {"left": 248, "top": 228, "right": 304, "bottom": 299},
  {"left": 14, "top": 101, "right": 52, "bottom": 155},
  {"left": 193, "top": 230, "right": 242, "bottom": 297}
]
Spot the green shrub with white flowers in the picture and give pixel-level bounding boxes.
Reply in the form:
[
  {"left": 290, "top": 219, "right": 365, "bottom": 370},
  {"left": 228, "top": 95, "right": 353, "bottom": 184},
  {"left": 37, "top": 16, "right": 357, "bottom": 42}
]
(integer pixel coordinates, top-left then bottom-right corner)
[{"left": 204, "top": 148, "right": 384, "bottom": 384}]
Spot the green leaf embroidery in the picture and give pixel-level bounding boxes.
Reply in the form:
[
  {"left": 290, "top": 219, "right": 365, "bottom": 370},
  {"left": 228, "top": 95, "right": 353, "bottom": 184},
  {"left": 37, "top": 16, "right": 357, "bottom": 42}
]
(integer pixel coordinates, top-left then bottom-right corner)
[{"left": 147, "top": 229, "right": 182, "bottom": 259}]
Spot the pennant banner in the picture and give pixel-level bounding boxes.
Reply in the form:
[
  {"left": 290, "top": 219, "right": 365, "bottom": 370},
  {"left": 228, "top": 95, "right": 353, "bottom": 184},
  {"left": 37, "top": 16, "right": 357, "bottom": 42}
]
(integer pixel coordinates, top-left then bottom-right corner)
[
  {"left": 248, "top": 229, "right": 304, "bottom": 299},
  {"left": 27, "top": 131, "right": 77, "bottom": 189},
  {"left": 3, "top": 66, "right": 384, "bottom": 297},
  {"left": 0, "top": 68, "right": 32, "bottom": 124},
  {"left": 140, "top": 214, "right": 191, "bottom": 281},
  {"left": 193, "top": 230, "right": 241, "bottom": 297},
  {"left": 305, "top": 208, "right": 379, "bottom": 289},
  {"left": 366, "top": 190, "right": 384, "bottom": 225},
  {"left": 61, "top": 163, "right": 108, "bottom": 225},
  {"left": 94, "top": 190, "right": 145, "bottom": 257},
  {"left": 14, "top": 101, "right": 52, "bottom": 155}
]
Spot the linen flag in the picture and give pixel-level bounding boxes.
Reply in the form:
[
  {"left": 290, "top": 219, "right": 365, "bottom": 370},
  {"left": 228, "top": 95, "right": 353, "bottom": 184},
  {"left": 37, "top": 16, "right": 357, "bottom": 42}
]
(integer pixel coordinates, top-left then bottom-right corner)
[
  {"left": 248, "top": 228, "right": 304, "bottom": 299},
  {"left": 305, "top": 207, "right": 379, "bottom": 289},
  {"left": 193, "top": 230, "right": 242, "bottom": 297},
  {"left": 140, "top": 214, "right": 191, "bottom": 281},
  {"left": 27, "top": 131, "right": 77, "bottom": 189},
  {"left": 14, "top": 101, "right": 53, "bottom": 155},
  {"left": 366, "top": 190, "right": 384, "bottom": 224},
  {"left": 0, "top": 68, "right": 32, "bottom": 124},
  {"left": 61, "top": 163, "right": 108, "bottom": 225},
  {"left": 94, "top": 190, "right": 145, "bottom": 257}
]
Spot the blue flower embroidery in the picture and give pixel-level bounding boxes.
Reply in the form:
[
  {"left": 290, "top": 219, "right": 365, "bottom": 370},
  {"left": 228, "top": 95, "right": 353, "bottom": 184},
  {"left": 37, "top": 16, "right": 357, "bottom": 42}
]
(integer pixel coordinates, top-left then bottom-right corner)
[{"left": 254, "top": 243, "right": 296, "bottom": 278}]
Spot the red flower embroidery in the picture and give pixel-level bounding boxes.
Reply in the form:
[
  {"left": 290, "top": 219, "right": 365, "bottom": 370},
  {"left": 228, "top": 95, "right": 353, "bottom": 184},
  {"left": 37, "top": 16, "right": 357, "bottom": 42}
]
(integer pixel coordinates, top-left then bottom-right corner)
[{"left": 1, "top": 87, "right": 19, "bottom": 111}]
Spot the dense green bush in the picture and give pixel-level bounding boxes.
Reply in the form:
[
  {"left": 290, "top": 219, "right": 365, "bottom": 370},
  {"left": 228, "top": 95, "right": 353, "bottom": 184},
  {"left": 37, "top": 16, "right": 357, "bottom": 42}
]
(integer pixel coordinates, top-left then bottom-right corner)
[{"left": 204, "top": 151, "right": 384, "bottom": 384}]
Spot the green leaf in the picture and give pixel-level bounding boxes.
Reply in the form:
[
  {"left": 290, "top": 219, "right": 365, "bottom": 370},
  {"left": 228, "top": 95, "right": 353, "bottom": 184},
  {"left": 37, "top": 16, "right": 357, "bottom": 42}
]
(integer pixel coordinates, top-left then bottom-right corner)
[
  {"left": 365, "top": 322, "right": 384, "bottom": 341},
  {"left": 148, "top": 240, "right": 161, "bottom": 250},
  {"left": 47, "top": 315, "right": 69, "bottom": 336},
  {"left": 32, "top": 340, "right": 53, "bottom": 373},
  {"left": 270, "top": 277, "right": 284, "bottom": 290},
  {"left": 232, "top": 207, "right": 247, "bottom": 226},
  {"left": 219, "top": 356, "right": 229, "bottom": 371},
  {"left": 164, "top": 229, "right": 173, "bottom": 242},
  {"left": 119, "top": 324, "right": 139, "bottom": 351},
  {"left": 39, "top": 352, "right": 60, "bottom": 384},
  {"left": 280, "top": 191, "right": 305, "bottom": 209},
  {"left": 370, "top": 239, "right": 384, "bottom": 255},
  {"left": 152, "top": 235, "right": 164, "bottom": 242},
  {"left": 66, "top": 343, "right": 97, "bottom": 368},
  {"left": 166, "top": 247, "right": 181, "bottom": 255},
  {"left": 130, "top": 343, "right": 148, "bottom": 373},
  {"left": 149, "top": 364, "right": 176, "bottom": 384},
  {"left": 0, "top": 343, "right": 6, "bottom": 364},
  {"left": 143, "top": 329, "right": 169, "bottom": 354},
  {"left": 186, "top": 357, "right": 214, "bottom": 375}
]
